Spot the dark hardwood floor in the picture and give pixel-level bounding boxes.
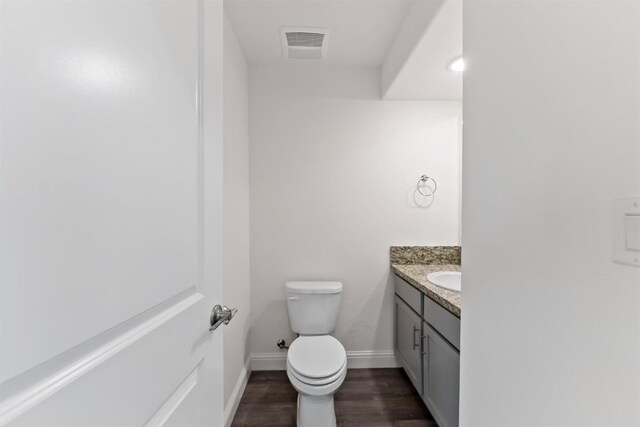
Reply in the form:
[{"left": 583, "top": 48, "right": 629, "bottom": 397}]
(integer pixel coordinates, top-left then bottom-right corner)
[{"left": 231, "top": 368, "right": 436, "bottom": 427}]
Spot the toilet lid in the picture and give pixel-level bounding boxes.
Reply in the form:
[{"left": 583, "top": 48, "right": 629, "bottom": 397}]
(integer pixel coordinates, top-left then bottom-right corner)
[
  {"left": 287, "top": 359, "right": 346, "bottom": 386},
  {"left": 287, "top": 336, "right": 346, "bottom": 378}
]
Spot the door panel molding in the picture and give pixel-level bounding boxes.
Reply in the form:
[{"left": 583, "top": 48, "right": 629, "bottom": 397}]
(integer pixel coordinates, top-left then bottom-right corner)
[
  {"left": 0, "top": 288, "right": 203, "bottom": 424},
  {"left": 144, "top": 363, "right": 200, "bottom": 427}
]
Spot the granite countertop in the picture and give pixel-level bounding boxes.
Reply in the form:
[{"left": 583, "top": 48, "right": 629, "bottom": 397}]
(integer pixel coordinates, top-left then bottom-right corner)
[
  {"left": 391, "top": 263, "right": 461, "bottom": 318},
  {"left": 390, "top": 246, "right": 461, "bottom": 318}
]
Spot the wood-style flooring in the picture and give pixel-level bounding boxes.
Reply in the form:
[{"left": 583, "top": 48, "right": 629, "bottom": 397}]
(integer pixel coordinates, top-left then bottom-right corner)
[{"left": 231, "top": 368, "right": 436, "bottom": 427}]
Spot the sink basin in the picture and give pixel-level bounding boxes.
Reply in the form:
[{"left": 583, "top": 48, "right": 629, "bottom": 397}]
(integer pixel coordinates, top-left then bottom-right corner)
[{"left": 426, "top": 271, "right": 461, "bottom": 292}]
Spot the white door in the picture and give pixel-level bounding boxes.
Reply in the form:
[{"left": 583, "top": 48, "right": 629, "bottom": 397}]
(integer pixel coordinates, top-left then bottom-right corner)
[{"left": 0, "top": 0, "right": 224, "bottom": 425}]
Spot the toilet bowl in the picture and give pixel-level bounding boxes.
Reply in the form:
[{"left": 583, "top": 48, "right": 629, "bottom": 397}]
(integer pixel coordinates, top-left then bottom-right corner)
[
  {"left": 286, "top": 336, "right": 347, "bottom": 427},
  {"left": 285, "top": 281, "right": 345, "bottom": 427}
]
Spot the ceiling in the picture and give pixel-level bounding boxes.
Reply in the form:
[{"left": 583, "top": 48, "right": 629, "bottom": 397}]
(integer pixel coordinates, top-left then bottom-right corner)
[
  {"left": 224, "top": 0, "right": 413, "bottom": 67},
  {"left": 225, "top": 0, "right": 462, "bottom": 100}
]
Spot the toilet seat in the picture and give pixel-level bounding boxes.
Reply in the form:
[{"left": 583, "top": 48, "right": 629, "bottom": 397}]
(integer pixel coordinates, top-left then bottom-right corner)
[
  {"left": 287, "top": 335, "right": 346, "bottom": 379},
  {"left": 286, "top": 361, "right": 347, "bottom": 398},
  {"left": 287, "top": 359, "right": 347, "bottom": 386}
]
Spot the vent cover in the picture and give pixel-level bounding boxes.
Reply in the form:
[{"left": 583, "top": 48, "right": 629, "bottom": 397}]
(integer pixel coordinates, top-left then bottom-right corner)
[{"left": 281, "top": 27, "right": 329, "bottom": 61}]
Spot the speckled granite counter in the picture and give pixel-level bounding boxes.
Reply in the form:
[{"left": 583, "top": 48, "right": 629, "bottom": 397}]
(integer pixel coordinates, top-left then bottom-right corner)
[
  {"left": 391, "top": 263, "right": 461, "bottom": 318},
  {"left": 390, "top": 246, "right": 461, "bottom": 265},
  {"left": 390, "top": 246, "right": 461, "bottom": 318}
]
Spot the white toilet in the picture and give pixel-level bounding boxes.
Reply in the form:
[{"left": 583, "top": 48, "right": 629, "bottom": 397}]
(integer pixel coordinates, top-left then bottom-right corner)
[{"left": 285, "top": 281, "right": 346, "bottom": 427}]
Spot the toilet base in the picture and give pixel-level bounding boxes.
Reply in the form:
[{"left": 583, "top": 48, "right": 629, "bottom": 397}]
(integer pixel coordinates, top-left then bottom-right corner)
[{"left": 296, "top": 392, "right": 336, "bottom": 427}]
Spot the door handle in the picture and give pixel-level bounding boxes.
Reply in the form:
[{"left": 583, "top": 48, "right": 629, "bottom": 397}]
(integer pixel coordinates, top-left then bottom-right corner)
[
  {"left": 209, "top": 305, "right": 237, "bottom": 331},
  {"left": 413, "top": 326, "right": 420, "bottom": 350}
]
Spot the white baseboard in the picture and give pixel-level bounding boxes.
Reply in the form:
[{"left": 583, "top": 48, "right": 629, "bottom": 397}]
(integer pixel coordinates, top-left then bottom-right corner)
[
  {"left": 345, "top": 350, "right": 399, "bottom": 369},
  {"left": 251, "top": 350, "right": 399, "bottom": 371},
  {"left": 251, "top": 352, "right": 289, "bottom": 371},
  {"left": 223, "top": 358, "right": 251, "bottom": 427}
]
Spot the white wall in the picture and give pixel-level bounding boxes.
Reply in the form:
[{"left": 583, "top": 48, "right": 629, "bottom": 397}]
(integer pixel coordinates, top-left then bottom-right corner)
[
  {"left": 381, "top": 0, "right": 444, "bottom": 96},
  {"left": 461, "top": 1, "right": 640, "bottom": 425},
  {"left": 381, "top": 0, "right": 463, "bottom": 100},
  {"left": 222, "top": 12, "right": 250, "bottom": 412},
  {"left": 249, "top": 65, "right": 462, "bottom": 359}
]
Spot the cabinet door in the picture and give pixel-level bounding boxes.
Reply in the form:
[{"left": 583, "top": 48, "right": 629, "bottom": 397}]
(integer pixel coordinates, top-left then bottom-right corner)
[
  {"left": 423, "top": 322, "right": 460, "bottom": 427},
  {"left": 395, "top": 296, "right": 422, "bottom": 393}
]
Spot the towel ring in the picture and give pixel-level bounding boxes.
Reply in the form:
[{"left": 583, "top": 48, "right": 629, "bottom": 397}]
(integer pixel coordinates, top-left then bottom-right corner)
[{"left": 417, "top": 175, "right": 437, "bottom": 197}]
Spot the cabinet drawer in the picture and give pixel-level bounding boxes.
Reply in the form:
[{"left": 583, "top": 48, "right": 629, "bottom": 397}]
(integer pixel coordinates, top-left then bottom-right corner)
[
  {"left": 395, "top": 276, "right": 421, "bottom": 315},
  {"left": 424, "top": 296, "right": 460, "bottom": 351}
]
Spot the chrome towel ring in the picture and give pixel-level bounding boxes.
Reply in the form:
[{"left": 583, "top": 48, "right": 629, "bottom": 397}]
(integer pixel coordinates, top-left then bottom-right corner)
[{"left": 417, "top": 175, "right": 437, "bottom": 197}]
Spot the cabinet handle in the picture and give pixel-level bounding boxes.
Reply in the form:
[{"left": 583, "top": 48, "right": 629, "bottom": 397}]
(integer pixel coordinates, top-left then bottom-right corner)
[{"left": 413, "top": 326, "right": 420, "bottom": 350}]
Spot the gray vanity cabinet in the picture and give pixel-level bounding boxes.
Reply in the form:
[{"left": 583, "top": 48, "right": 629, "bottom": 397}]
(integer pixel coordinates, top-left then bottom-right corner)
[
  {"left": 394, "top": 296, "right": 423, "bottom": 393},
  {"left": 394, "top": 275, "right": 460, "bottom": 427},
  {"left": 422, "top": 322, "right": 460, "bottom": 427}
]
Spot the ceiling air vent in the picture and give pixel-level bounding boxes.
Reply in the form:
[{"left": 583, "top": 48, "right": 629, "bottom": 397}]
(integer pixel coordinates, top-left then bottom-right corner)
[{"left": 281, "top": 27, "right": 329, "bottom": 61}]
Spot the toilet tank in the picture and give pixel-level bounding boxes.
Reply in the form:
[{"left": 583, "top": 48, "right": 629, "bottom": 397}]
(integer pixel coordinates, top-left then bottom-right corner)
[{"left": 285, "top": 281, "right": 342, "bottom": 335}]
